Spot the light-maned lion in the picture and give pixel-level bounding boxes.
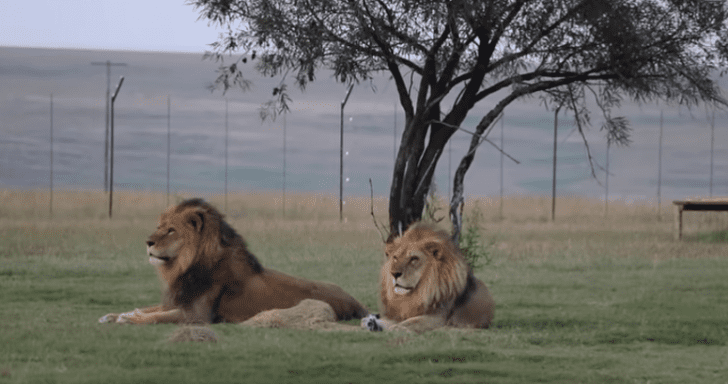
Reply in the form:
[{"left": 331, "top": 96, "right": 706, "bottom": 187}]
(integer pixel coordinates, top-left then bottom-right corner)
[
  {"left": 99, "top": 198, "right": 368, "bottom": 325},
  {"left": 362, "top": 223, "right": 495, "bottom": 333}
]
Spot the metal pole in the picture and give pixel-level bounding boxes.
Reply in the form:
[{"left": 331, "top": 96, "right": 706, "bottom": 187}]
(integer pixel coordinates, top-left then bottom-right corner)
[
  {"left": 224, "top": 98, "right": 229, "bottom": 213},
  {"left": 91, "top": 60, "right": 126, "bottom": 192},
  {"left": 657, "top": 110, "right": 663, "bottom": 220},
  {"left": 340, "top": 84, "right": 354, "bottom": 222},
  {"left": 393, "top": 100, "right": 397, "bottom": 166},
  {"left": 710, "top": 108, "right": 715, "bottom": 197},
  {"left": 108, "top": 76, "right": 124, "bottom": 218},
  {"left": 552, "top": 106, "right": 560, "bottom": 222},
  {"left": 605, "top": 138, "right": 610, "bottom": 217},
  {"left": 448, "top": 140, "right": 452, "bottom": 202},
  {"left": 500, "top": 114, "right": 504, "bottom": 219},
  {"left": 283, "top": 112, "right": 287, "bottom": 216},
  {"left": 49, "top": 94, "right": 53, "bottom": 218},
  {"left": 166, "top": 95, "right": 171, "bottom": 207},
  {"left": 104, "top": 64, "right": 110, "bottom": 192}
]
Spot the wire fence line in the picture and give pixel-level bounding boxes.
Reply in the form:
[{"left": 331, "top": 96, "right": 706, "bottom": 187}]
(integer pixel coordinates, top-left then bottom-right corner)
[{"left": 2, "top": 91, "right": 726, "bottom": 223}]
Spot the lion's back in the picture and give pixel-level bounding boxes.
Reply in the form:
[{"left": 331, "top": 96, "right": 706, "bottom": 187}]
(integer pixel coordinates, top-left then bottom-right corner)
[{"left": 447, "top": 277, "right": 495, "bottom": 329}]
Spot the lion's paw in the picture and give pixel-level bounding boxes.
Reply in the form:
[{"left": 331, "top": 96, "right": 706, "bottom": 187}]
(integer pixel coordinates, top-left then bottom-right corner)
[
  {"left": 115, "top": 309, "right": 142, "bottom": 324},
  {"left": 98, "top": 314, "right": 118, "bottom": 323},
  {"left": 362, "top": 314, "right": 384, "bottom": 332}
]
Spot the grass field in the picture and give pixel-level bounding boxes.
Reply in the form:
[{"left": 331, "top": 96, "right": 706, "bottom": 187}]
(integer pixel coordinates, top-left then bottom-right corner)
[{"left": 1, "top": 189, "right": 727, "bottom": 383}]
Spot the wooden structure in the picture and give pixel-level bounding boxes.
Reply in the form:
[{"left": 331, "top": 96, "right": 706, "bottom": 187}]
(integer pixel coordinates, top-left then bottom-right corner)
[{"left": 673, "top": 198, "right": 728, "bottom": 240}]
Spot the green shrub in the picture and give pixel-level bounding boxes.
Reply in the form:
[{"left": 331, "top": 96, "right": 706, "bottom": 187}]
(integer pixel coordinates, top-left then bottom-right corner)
[{"left": 459, "top": 204, "right": 494, "bottom": 271}]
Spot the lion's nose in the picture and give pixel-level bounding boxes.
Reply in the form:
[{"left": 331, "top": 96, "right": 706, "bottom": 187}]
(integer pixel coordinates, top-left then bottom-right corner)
[
  {"left": 391, "top": 272, "right": 402, "bottom": 279},
  {"left": 146, "top": 240, "right": 155, "bottom": 247}
]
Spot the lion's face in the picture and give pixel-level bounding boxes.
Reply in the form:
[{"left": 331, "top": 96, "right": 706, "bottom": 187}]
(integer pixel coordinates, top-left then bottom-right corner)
[
  {"left": 146, "top": 219, "right": 184, "bottom": 267},
  {"left": 385, "top": 242, "right": 431, "bottom": 296},
  {"left": 146, "top": 204, "right": 208, "bottom": 273},
  {"left": 380, "top": 224, "right": 469, "bottom": 321}
]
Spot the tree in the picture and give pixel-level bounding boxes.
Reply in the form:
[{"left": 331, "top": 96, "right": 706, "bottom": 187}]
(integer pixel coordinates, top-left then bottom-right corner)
[{"left": 191, "top": 0, "right": 728, "bottom": 241}]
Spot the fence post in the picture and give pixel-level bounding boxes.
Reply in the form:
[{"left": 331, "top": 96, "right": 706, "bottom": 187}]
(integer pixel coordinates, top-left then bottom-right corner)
[
  {"left": 224, "top": 98, "right": 229, "bottom": 213},
  {"left": 657, "top": 110, "right": 663, "bottom": 220},
  {"left": 49, "top": 94, "right": 54, "bottom": 218},
  {"left": 552, "top": 106, "right": 560, "bottom": 222},
  {"left": 339, "top": 84, "right": 354, "bottom": 222},
  {"left": 166, "top": 95, "right": 171, "bottom": 207},
  {"left": 108, "top": 76, "right": 124, "bottom": 218}
]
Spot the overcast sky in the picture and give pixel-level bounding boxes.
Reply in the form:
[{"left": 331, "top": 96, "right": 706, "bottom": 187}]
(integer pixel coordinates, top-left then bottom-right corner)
[{"left": 0, "top": 0, "right": 222, "bottom": 52}]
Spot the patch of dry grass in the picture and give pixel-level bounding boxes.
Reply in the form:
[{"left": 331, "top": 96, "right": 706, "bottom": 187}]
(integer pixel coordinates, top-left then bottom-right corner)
[{"left": 4, "top": 189, "right": 727, "bottom": 264}]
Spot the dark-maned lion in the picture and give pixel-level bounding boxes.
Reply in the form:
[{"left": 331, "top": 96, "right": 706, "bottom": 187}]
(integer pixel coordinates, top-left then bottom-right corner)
[
  {"left": 362, "top": 223, "right": 495, "bottom": 333},
  {"left": 99, "top": 198, "right": 368, "bottom": 324}
]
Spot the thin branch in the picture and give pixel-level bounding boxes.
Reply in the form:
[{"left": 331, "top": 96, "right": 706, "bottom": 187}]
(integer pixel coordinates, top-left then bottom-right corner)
[
  {"left": 482, "top": 137, "right": 521, "bottom": 165},
  {"left": 413, "top": 149, "right": 442, "bottom": 203},
  {"left": 426, "top": 117, "right": 521, "bottom": 164},
  {"left": 484, "top": 0, "right": 592, "bottom": 74},
  {"left": 566, "top": 86, "right": 606, "bottom": 184},
  {"left": 369, "top": 178, "right": 388, "bottom": 243}
]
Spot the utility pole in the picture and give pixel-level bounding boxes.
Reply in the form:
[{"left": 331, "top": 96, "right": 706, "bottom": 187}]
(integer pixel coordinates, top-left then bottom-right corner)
[
  {"left": 108, "top": 76, "right": 125, "bottom": 218},
  {"left": 339, "top": 84, "right": 354, "bottom": 222},
  {"left": 91, "top": 60, "right": 127, "bottom": 192}
]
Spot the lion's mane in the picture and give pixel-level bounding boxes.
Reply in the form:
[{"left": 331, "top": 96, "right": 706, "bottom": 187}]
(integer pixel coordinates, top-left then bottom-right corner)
[
  {"left": 379, "top": 223, "right": 493, "bottom": 329},
  {"left": 152, "top": 198, "right": 366, "bottom": 323},
  {"left": 156, "top": 198, "right": 260, "bottom": 312}
]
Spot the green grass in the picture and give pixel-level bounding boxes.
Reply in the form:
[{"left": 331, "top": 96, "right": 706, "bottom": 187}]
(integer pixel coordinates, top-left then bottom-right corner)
[
  {"left": 694, "top": 229, "right": 728, "bottom": 243},
  {"left": 1, "top": 190, "right": 728, "bottom": 383}
]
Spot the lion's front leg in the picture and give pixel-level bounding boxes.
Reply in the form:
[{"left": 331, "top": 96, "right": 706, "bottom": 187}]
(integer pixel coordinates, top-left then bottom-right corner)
[
  {"left": 388, "top": 315, "right": 447, "bottom": 334},
  {"left": 99, "top": 305, "right": 182, "bottom": 324}
]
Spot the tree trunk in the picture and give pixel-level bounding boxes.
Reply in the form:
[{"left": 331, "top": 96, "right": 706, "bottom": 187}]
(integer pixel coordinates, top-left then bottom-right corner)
[{"left": 388, "top": 117, "right": 455, "bottom": 239}]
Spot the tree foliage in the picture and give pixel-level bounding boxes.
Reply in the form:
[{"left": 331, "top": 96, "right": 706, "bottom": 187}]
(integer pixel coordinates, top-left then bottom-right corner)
[{"left": 191, "top": 0, "right": 728, "bottom": 241}]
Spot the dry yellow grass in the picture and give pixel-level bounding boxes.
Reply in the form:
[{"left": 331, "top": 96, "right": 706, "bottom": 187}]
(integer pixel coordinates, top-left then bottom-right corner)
[{"left": 2, "top": 188, "right": 726, "bottom": 265}]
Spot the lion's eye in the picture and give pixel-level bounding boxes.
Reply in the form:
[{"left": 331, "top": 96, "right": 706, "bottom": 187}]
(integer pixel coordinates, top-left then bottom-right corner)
[
  {"left": 167, "top": 229, "right": 175, "bottom": 235},
  {"left": 410, "top": 256, "right": 419, "bottom": 263}
]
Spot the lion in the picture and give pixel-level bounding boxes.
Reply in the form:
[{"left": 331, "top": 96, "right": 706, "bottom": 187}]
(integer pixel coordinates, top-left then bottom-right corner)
[
  {"left": 362, "top": 223, "right": 495, "bottom": 333},
  {"left": 99, "top": 198, "right": 368, "bottom": 325}
]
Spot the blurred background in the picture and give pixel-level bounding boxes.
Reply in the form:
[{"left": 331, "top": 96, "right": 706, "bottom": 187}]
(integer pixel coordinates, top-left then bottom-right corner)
[{"left": 1, "top": 0, "right": 726, "bottom": 209}]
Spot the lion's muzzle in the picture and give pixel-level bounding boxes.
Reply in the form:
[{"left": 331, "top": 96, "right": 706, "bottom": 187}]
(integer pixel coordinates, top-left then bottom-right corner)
[
  {"left": 392, "top": 277, "right": 413, "bottom": 295},
  {"left": 147, "top": 244, "right": 171, "bottom": 266}
]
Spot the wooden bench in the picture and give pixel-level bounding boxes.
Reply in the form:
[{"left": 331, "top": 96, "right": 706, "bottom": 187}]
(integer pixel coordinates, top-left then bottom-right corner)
[{"left": 673, "top": 198, "right": 728, "bottom": 240}]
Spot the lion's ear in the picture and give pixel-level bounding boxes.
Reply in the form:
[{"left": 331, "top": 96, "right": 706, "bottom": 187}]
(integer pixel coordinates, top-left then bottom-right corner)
[
  {"left": 424, "top": 242, "right": 443, "bottom": 260},
  {"left": 187, "top": 211, "right": 205, "bottom": 233}
]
